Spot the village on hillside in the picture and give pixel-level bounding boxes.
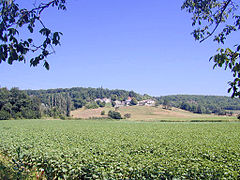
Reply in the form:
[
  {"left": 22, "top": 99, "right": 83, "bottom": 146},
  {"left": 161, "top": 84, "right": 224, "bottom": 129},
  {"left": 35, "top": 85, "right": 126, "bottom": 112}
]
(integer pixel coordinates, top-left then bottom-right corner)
[{"left": 94, "top": 97, "right": 156, "bottom": 107}]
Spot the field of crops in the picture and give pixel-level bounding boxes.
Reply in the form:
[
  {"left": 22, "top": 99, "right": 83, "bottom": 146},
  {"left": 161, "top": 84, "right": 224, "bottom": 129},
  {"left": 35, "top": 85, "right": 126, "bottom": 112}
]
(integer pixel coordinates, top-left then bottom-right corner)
[{"left": 0, "top": 120, "right": 240, "bottom": 179}]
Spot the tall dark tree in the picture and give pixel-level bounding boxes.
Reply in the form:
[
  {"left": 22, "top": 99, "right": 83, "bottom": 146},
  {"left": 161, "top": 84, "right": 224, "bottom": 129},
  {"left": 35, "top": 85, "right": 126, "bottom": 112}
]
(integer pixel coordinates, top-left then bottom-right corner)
[
  {"left": 180, "top": 102, "right": 191, "bottom": 111},
  {"left": 163, "top": 99, "right": 170, "bottom": 110},
  {"left": 0, "top": 87, "right": 10, "bottom": 109},
  {"left": 66, "top": 93, "right": 72, "bottom": 117}
]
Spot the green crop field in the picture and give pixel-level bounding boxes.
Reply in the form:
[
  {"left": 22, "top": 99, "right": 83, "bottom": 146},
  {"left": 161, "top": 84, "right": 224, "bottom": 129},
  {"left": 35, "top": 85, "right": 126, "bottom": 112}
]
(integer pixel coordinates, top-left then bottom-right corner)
[{"left": 0, "top": 120, "right": 240, "bottom": 179}]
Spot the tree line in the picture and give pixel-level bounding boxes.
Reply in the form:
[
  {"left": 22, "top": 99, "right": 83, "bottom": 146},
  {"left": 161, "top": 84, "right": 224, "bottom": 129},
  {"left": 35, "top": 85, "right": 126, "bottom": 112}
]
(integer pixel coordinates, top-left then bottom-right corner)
[
  {"left": 0, "top": 87, "right": 149, "bottom": 120},
  {"left": 0, "top": 87, "right": 73, "bottom": 120},
  {"left": 156, "top": 95, "right": 240, "bottom": 115},
  {"left": 25, "top": 87, "right": 147, "bottom": 110},
  {"left": 2, "top": 86, "right": 240, "bottom": 120},
  {"left": 0, "top": 87, "right": 41, "bottom": 120}
]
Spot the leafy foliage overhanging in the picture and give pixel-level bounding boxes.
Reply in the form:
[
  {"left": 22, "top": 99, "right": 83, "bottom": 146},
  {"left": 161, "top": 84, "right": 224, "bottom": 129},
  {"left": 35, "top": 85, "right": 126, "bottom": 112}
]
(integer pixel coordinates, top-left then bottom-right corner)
[
  {"left": 182, "top": 0, "right": 240, "bottom": 97},
  {"left": 0, "top": 0, "right": 66, "bottom": 69}
]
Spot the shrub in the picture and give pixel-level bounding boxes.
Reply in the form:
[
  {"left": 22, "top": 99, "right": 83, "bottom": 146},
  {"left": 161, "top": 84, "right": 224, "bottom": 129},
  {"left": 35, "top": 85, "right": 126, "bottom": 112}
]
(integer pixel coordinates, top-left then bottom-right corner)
[
  {"left": 228, "top": 111, "right": 233, "bottom": 116},
  {"left": 108, "top": 110, "right": 122, "bottom": 119},
  {"left": 59, "top": 114, "right": 66, "bottom": 120},
  {"left": 237, "top": 114, "right": 240, "bottom": 120},
  {"left": 101, "top": 111, "right": 105, "bottom": 115},
  {"left": 85, "top": 102, "right": 99, "bottom": 109},
  {"left": 218, "top": 110, "right": 226, "bottom": 116},
  {"left": 21, "top": 107, "right": 41, "bottom": 119},
  {"left": 111, "top": 95, "right": 117, "bottom": 101},
  {"left": 111, "top": 101, "right": 116, "bottom": 107},
  {"left": 0, "top": 110, "right": 11, "bottom": 120},
  {"left": 96, "top": 100, "right": 106, "bottom": 107},
  {"left": 124, "top": 113, "right": 131, "bottom": 119},
  {"left": 12, "top": 112, "right": 23, "bottom": 119},
  {"left": 154, "top": 101, "right": 160, "bottom": 107},
  {"left": 130, "top": 97, "right": 138, "bottom": 106}
]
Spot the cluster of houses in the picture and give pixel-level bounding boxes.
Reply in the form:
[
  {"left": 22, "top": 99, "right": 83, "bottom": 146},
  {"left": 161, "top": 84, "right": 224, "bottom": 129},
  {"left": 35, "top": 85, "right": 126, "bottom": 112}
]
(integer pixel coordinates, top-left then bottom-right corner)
[{"left": 95, "top": 97, "right": 155, "bottom": 107}]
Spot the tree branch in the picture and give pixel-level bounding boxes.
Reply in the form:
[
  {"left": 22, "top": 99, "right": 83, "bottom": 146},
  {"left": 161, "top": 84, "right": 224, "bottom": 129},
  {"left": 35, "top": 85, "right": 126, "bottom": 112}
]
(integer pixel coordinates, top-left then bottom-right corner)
[
  {"left": 200, "top": 0, "right": 232, "bottom": 43},
  {"left": 38, "top": 18, "right": 56, "bottom": 54},
  {"left": 28, "top": 1, "right": 56, "bottom": 16}
]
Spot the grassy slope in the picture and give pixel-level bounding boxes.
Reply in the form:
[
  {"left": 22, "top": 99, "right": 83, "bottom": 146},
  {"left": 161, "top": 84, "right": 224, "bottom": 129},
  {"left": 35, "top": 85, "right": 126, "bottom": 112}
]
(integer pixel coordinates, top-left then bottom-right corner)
[{"left": 71, "top": 105, "right": 237, "bottom": 121}]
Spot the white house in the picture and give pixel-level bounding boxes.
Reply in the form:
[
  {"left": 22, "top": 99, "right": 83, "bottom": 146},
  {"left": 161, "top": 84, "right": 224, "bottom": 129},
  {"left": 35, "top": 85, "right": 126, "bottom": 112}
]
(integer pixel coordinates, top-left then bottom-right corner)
[
  {"left": 115, "top": 100, "right": 125, "bottom": 107},
  {"left": 103, "top": 98, "right": 111, "bottom": 103},
  {"left": 125, "top": 97, "right": 132, "bottom": 106},
  {"left": 138, "top": 99, "right": 155, "bottom": 106}
]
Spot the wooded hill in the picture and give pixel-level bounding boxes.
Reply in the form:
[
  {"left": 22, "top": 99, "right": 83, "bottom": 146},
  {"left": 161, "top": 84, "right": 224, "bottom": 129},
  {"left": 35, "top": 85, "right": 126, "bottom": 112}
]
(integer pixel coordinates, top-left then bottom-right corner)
[
  {"left": 155, "top": 95, "right": 240, "bottom": 115},
  {"left": 26, "top": 87, "right": 240, "bottom": 116},
  {"left": 1, "top": 87, "right": 148, "bottom": 120},
  {"left": 1, "top": 86, "right": 240, "bottom": 120},
  {"left": 24, "top": 87, "right": 148, "bottom": 115},
  {"left": 25, "top": 87, "right": 146, "bottom": 103}
]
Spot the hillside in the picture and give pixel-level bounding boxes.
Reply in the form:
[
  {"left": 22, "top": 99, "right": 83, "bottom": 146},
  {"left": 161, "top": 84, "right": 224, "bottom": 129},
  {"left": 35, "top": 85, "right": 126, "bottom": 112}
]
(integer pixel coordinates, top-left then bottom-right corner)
[
  {"left": 1, "top": 86, "right": 240, "bottom": 120},
  {"left": 25, "top": 87, "right": 240, "bottom": 112},
  {"left": 71, "top": 105, "right": 237, "bottom": 122},
  {"left": 25, "top": 87, "right": 240, "bottom": 117},
  {"left": 156, "top": 95, "right": 240, "bottom": 115}
]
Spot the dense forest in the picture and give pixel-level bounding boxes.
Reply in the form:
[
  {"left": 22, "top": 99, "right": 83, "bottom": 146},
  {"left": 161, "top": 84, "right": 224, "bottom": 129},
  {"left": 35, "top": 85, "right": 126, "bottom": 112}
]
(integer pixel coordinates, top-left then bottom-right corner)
[
  {"left": 0, "top": 87, "right": 149, "bottom": 120},
  {"left": 0, "top": 87, "right": 41, "bottom": 120},
  {"left": 156, "top": 95, "right": 240, "bottom": 115},
  {"left": 25, "top": 87, "right": 147, "bottom": 110}
]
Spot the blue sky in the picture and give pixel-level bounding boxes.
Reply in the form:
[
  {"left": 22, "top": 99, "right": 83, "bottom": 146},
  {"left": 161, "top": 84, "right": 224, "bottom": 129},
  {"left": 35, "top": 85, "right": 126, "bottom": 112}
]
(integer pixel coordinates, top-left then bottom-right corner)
[{"left": 0, "top": 0, "right": 236, "bottom": 96}]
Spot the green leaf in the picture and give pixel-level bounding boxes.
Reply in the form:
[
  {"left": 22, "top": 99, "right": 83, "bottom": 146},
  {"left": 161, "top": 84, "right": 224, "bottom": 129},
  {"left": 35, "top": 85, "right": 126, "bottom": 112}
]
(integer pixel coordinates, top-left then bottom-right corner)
[
  {"left": 40, "top": 28, "right": 51, "bottom": 36},
  {"left": 62, "top": 168, "right": 67, "bottom": 173},
  {"left": 44, "top": 61, "right": 50, "bottom": 70},
  {"left": 28, "top": 25, "right": 33, "bottom": 33},
  {"left": 28, "top": 38, "right": 33, "bottom": 43},
  {"left": 237, "top": 45, "right": 240, "bottom": 52},
  {"left": 52, "top": 32, "right": 61, "bottom": 46}
]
